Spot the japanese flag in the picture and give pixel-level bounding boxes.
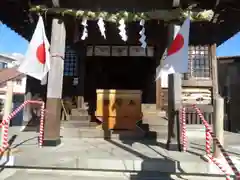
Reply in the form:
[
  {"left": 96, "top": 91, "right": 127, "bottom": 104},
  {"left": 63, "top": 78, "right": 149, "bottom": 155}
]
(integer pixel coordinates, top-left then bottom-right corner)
[
  {"left": 156, "top": 18, "right": 190, "bottom": 80},
  {"left": 18, "top": 16, "right": 50, "bottom": 82}
]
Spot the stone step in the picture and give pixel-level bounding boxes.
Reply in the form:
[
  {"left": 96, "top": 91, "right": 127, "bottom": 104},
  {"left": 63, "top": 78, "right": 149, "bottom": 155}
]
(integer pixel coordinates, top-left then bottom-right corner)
[
  {"left": 12, "top": 139, "right": 213, "bottom": 175},
  {"left": 143, "top": 116, "right": 168, "bottom": 126},
  {"left": 62, "top": 121, "right": 98, "bottom": 128},
  {"left": 61, "top": 128, "right": 149, "bottom": 139},
  {"left": 142, "top": 104, "right": 157, "bottom": 111},
  {"left": 70, "top": 115, "right": 90, "bottom": 121},
  {"left": 71, "top": 108, "right": 89, "bottom": 116},
  {"left": 3, "top": 169, "right": 227, "bottom": 180},
  {"left": 60, "top": 127, "right": 166, "bottom": 140}
]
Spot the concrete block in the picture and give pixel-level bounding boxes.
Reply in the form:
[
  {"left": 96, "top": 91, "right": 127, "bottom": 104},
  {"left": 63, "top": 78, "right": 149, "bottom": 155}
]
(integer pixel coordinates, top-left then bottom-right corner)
[{"left": 0, "top": 155, "right": 15, "bottom": 166}]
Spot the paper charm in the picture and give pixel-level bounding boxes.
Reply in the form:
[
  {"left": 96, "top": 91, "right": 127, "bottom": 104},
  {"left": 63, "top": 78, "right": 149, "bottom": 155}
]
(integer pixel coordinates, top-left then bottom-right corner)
[
  {"left": 81, "top": 18, "right": 88, "bottom": 40},
  {"left": 97, "top": 17, "right": 106, "bottom": 39},
  {"left": 118, "top": 18, "right": 128, "bottom": 41},
  {"left": 139, "top": 19, "right": 147, "bottom": 48}
]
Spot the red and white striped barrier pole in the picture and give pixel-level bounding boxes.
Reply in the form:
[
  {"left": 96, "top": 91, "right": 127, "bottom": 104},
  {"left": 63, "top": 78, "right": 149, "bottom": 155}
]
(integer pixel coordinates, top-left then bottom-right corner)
[
  {"left": 179, "top": 108, "right": 183, "bottom": 146},
  {"left": 193, "top": 104, "right": 240, "bottom": 180},
  {"left": 0, "top": 100, "right": 45, "bottom": 154},
  {"left": 39, "top": 102, "right": 45, "bottom": 147},
  {"left": 180, "top": 107, "right": 187, "bottom": 152}
]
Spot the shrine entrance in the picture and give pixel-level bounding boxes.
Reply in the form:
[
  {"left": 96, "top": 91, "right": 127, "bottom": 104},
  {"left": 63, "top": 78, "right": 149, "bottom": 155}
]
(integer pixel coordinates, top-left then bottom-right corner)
[{"left": 84, "top": 47, "right": 156, "bottom": 116}]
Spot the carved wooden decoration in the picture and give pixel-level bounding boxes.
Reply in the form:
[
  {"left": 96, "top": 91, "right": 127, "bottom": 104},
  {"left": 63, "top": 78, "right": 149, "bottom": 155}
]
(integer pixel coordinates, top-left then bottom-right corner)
[{"left": 128, "top": 100, "right": 135, "bottom": 105}]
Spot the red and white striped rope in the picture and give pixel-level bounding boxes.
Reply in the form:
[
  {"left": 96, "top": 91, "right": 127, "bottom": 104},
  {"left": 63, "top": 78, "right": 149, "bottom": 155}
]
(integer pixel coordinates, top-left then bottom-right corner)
[
  {"left": 208, "top": 154, "right": 231, "bottom": 180},
  {"left": 0, "top": 100, "right": 45, "bottom": 154},
  {"left": 193, "top": 104, "right": 240, "bottom": 179},
  {"left": 205, "top": 128, "right": 211, "bottom": 155},
  {"left": 192, "top": 104, "right": 212, "bottom": 154},
  {"left": 209, "top": 130, "right": 240, "bottom": 179}
]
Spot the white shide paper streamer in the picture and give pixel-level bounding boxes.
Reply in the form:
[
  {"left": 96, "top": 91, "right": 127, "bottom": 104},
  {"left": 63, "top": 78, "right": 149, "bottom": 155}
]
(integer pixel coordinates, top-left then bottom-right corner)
[
  {"left": 139, "top": 19, "right": 147, "bottom": 48},
  {"left": 118, "top": 18, "right": 127, "bottom": 41},
  {"left": 81, "top": 18, "right": 88, "bottom": 40},
  {"left": 97, "top": 17, "right": 106, "bottom": 39}
]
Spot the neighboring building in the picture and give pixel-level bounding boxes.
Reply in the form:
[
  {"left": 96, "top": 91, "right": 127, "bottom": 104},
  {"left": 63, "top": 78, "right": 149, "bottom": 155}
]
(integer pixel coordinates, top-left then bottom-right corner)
[
  {"left": 0, "top": 53, "right": 24, "bottom": 68},
  {"left": 0, "top": 54, "right": 26, "bottom": 125},
  {"left": 0, "top": 67, "right": 26, "bottom": 125},
  {"left": 218, "top": 56, "right": 240, "bottom": 132},
  {"left": 0, "top": 53, "right": 26, "bottom": 98}
]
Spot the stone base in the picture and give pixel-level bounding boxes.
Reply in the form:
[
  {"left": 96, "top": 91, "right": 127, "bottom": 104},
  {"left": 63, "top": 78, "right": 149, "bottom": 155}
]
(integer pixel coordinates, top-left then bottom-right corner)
[
  {"left": 166, "top": 140, "right": 182, "bottom": 151},
  {"left": 0, "top": 155, "right": 15, "bottom": 166},
  {"left": 42, "top": 139, "right": 61, "bottom": 147}
]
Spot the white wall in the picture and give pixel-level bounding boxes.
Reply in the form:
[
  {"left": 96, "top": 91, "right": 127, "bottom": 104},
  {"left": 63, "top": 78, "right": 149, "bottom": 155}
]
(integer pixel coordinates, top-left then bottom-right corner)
[{"left": 0, "top": 77, "right": 26, "bottom": 100}]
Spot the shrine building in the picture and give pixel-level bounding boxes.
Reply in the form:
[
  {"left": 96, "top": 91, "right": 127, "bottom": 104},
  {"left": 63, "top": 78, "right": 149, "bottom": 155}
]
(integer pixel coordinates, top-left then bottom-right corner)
[{"left": 1, "top": 0, "right": 240, "bottom": 146}]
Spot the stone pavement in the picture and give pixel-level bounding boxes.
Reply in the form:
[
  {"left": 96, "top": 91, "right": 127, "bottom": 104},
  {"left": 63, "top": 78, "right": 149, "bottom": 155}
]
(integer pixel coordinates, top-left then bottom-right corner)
[{"left": 1, "top": 124, "right": 240, "bottom": 179}]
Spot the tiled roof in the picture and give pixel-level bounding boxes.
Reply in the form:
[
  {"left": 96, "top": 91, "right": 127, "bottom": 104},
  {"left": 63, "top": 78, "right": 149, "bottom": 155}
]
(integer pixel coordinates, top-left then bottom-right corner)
[{"left": 0, "top": 67, "right": 24, "bottom": 85}]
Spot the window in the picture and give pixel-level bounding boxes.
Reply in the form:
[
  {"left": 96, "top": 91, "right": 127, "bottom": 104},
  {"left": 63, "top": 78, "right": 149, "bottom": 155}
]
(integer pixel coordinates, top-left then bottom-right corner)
[
  {"left": 184, "top": 45, "right": 211, "bottom": 79},
  {"left": 16, "top": 79, "right": 22, "bottom": 85},
  {"left": 0, "top": 62, "right": 7, "bottom": 69},
  {"left": 64, "top": 46, "right": 77, "bottom": 76}
]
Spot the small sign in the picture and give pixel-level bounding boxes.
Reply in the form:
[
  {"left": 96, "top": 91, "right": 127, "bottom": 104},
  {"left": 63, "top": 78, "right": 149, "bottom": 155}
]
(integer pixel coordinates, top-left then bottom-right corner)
[
  {"left": 87, "top": 46, "right": 93, "bottom": 56},
  {"left": 112, "top": 46, "right": 128, "bottom": 56},
  {"left": 129, "top": 46, "right": 146, "bottom": 56},
  {"left": 95, "top": 46, "right": 110, "bottom": 56},
  {"left": 72, "top": 78, "right": 78, "bottom": 86},
  {"left": 147, "top": 46, "right": 154, "bottom": 57}
]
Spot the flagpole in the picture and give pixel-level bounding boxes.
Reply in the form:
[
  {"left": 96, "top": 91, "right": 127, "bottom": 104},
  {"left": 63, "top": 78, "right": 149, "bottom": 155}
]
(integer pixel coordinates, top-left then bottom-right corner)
[{"left": 166, "top": 24, "right": 182, "bottom": 151}]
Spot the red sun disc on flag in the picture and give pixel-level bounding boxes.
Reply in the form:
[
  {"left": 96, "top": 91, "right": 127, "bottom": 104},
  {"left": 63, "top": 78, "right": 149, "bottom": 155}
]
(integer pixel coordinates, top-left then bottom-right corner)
[
  {"left": 36, "top": 43, "right": 46, "bottom": 64},
  {"left": 167, "top": 34, "right": 184, "bottom": 56}
]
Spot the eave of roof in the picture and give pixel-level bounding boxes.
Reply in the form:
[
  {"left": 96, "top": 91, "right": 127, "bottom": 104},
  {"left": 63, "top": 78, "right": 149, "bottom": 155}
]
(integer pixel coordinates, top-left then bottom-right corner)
[
  {"left": 0, "top": 67, "right": 25, "bottom": 86},
  {"left": 218, "top": 56, "right": 240, "bottom": 59}
]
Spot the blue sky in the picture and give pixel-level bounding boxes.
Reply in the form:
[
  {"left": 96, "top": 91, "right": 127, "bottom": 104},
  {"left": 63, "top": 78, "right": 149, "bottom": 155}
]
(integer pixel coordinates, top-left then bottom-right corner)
[
  {"left": 216, "top": 32, "right": 240, "bottom": 57},
  {"left": 0, "top": 22, "right": 239, "bottom": 57},
  {"left": 0, "top": 23, "right": 29, "bottom": 54}
]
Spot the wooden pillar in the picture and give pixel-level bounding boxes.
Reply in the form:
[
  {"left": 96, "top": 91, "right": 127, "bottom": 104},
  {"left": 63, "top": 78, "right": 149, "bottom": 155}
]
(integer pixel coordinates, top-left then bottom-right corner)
[
  {"left": 156, "top": 44, "right": 162, "bottom": 109},
  {"left": 43, "top": 18, "right": 66, "bottom": 146},
  {"left": 210, "top": 44, "right": 219, "bottom": 97},
  {"left": 156, "top": 78, "right": 161, "bottom": 109}
]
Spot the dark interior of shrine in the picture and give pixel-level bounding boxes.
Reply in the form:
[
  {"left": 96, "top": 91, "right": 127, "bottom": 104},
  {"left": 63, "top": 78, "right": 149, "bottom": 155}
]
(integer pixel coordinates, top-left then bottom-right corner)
[{"left": 85, "top": 56, "right": 156, "bottom": 114}]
